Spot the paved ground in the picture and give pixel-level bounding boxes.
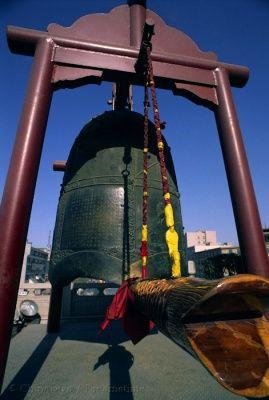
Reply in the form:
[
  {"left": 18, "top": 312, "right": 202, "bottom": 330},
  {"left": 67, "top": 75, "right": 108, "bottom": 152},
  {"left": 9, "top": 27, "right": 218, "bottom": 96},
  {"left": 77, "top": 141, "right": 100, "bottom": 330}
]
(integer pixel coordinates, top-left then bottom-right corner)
[{"left": 1, "top": 321, "right": 260, "bottom": 400}]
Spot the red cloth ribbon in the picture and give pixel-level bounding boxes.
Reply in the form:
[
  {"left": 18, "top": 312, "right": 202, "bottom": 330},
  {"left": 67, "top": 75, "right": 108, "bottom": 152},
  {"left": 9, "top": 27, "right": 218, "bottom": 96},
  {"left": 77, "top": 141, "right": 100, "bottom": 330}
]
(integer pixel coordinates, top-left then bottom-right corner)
[
  {"left": 100, "top": 278, "right": 154, "bottom": 344},
  {"left": 140, "top": 241, "right": 148, "bottom": 257}
]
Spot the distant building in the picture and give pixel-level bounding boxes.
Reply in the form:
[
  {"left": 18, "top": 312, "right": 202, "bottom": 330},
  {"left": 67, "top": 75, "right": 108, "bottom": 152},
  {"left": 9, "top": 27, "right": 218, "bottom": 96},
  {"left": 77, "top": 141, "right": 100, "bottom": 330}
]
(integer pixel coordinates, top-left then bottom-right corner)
[
  {"left": 20, "top": 242, "right": 31, "bottom": 286},
  {"left": 187, "top": 228, "right": 269, "bottom": 278},
  {"left": 185, "top": 230, "right": 218, "bottom": 247},
  {"left": 38, "top": 247, "right": 51, "bottom": 261},
  {"left": 20, "top": 242, "right": 51, "bottom": 284},
  {"left": 185, "top": 229, "right": 236, "bottom": 277},
  {"left": 188, "top": 245, "right": 240, "bottom": 277}
]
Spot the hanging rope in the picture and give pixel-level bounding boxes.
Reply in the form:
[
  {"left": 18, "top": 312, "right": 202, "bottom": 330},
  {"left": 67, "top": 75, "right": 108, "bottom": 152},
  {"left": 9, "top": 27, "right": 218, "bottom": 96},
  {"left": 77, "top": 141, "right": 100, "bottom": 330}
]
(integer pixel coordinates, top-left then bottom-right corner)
[
  {"left": 140, "top": 46, "right": 181, "bottom": 278},
  {"left": 140, "top": 69, "right": 150, "bottom": 279}
]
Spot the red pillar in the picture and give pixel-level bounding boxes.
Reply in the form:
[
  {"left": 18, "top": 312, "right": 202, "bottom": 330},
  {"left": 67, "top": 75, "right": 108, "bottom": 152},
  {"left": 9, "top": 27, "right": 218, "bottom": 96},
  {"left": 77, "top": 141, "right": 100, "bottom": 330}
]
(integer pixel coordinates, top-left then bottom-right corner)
[
  {"left": 214, "top": 67, "right": 269, "bottom": 277},
  {"left": 0, "top": 38, "right": 54, "bottom": 391}
]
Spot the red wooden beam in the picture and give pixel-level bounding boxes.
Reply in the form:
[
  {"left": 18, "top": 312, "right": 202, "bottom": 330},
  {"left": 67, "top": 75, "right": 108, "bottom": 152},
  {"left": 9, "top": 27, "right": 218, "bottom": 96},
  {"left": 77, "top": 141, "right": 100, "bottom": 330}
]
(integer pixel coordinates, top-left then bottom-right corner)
[
  {"left": 53, "top": 161, "right": 66, "bottom": 171},
  {"left": 6, "top": 25, "right": 249, "bottom": 88}
]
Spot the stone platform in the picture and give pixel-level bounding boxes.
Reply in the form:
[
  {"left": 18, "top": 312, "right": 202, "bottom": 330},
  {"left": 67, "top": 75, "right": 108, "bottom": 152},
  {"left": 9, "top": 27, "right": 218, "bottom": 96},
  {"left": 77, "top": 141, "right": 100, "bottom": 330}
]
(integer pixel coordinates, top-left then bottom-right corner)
[{"left": 1, "top": 321, "right": 257, "bottom": 400}]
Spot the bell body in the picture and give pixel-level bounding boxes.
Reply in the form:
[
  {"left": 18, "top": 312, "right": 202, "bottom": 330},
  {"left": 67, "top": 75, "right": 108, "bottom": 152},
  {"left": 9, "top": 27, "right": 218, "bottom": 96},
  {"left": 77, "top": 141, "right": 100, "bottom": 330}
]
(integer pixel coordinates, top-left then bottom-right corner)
[{"left": 49, "top": 110, "right": 186, "bottom": 286}]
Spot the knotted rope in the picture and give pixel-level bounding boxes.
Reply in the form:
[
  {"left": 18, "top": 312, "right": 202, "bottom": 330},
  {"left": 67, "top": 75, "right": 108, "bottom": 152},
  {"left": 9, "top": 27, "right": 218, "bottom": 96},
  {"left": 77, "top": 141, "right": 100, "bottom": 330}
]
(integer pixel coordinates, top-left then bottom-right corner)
[{"left": 140, "top": 46, "right": 181, "bottom": 278}]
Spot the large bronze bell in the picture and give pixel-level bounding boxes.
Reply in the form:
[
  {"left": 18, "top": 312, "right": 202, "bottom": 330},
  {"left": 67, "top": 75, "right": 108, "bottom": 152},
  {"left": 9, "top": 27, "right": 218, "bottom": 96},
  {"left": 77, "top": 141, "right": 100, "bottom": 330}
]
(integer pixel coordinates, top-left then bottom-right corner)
[{"left": 49, "top": 109, "right": 186, "bottom": 287}]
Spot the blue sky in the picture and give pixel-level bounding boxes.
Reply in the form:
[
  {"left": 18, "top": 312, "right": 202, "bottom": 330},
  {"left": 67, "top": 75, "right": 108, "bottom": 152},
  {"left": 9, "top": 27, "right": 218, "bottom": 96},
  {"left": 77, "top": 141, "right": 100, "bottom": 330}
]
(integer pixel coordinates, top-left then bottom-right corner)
[{"left": 0, "top": 0, "right": 269, "bottom": 247}]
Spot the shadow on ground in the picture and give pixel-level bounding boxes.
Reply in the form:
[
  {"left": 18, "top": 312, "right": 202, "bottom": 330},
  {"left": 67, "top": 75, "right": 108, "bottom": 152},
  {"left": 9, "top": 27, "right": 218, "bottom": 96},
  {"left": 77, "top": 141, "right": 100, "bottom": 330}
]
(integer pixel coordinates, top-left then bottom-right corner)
[
  {"left": 93, "top": 344, "right": 134, "bottom": 400},
  {"left": 0, "top": 321, "right": 158, "bottom": 400}
]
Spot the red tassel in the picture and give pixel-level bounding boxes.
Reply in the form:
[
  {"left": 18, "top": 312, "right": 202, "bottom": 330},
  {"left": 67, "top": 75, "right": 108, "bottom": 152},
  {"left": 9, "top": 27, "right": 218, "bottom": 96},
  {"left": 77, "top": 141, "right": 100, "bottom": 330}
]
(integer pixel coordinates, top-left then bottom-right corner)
[{"left": 100, "top": 278, "right": 155, "bottom": 344}]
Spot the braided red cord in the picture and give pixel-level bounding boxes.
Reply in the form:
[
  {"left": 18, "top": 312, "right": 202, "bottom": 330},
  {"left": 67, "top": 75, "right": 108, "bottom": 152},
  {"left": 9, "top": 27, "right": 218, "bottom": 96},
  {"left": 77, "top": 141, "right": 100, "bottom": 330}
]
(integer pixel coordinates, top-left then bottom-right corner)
[
  {"left": 140, "top": 71, "right": 150, "bottom": 279},
  {"left": 146, "top": 46, "right": 170, "bottom": 203},
  {"left": 142, "top": 84, "right": 149, "bottom": 226},
  {"left": 140, "top": 46, "right": 172, "bottom": 279}
]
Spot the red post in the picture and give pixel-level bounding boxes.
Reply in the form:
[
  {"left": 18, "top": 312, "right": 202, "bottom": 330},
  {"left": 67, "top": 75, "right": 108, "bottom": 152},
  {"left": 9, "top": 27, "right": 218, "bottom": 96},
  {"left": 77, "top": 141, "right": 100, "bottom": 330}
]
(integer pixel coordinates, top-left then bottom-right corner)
[
  {"left": 128, "top": 0, "right": 146, "bottom": 48},
  {"left": 0, "top": 38, "right": 54, "bottom": 391},
  {"left": 214, "top": 67, "right": 269, "bottom": 277}
]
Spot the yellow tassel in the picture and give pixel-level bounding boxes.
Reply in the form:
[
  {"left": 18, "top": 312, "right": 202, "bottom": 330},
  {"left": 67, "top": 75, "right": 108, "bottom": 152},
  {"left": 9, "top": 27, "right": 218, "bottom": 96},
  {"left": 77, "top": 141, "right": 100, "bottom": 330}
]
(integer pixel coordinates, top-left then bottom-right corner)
[
  {"left": 143, "top": 169, "right": 148, "bottom": 174},
  {"left": 142, "top": 225, "right": 148, "bottom": 241},
  {"left": 164, "top": 193, "right": 170, "bottom": 200},
  {"left": 165, "top": 227, "right": 181, "bottom": 277},
  {"left": 143, "top": 191, "right": 148, "bottom": 196},
  {"left": 142, "top": 256, "right": 147, "bottom": 266},
  {"left": 143, "top": 147, "right": 148, "bottom": 153},
  {"left": 158, "top": 141, "right": 164, "bottom": 150},
  {"left": 164, "top": 203, "right": 174, "bottom": 227},
  {"left": 171, "top": 251, "right": 181, "bottom": 277}
]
